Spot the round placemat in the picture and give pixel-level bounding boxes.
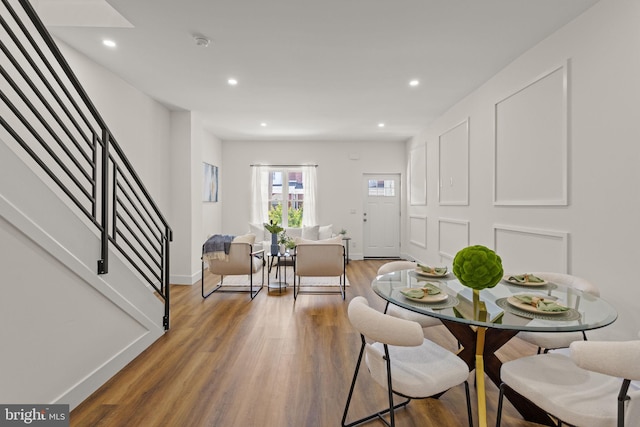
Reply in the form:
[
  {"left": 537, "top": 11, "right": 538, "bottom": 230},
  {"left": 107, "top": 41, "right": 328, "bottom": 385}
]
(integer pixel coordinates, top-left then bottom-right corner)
[
  {"left": 408, "top": 270, "right": 449, "bottom": 280},
  {"left": 392, "top": 289, "right": 459, "bottom": 310},
  {"left": 501, "top": 281, "right": 558, "bottom": 291},
  {"left": 495, "top": 297, "right": 581, "bottom": 321}
]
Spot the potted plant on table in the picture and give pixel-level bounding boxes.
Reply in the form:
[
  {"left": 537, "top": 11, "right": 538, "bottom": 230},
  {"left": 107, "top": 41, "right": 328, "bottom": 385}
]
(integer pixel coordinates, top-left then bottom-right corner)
[
  {"left": 264, "top": 221, "right": 284, "bottom": 255},
  {"left": 452, "top": 245, "right": 503, "bottom": 321},
  {"left": 278, "top": 232, "right": 295, "bottom": 254}
]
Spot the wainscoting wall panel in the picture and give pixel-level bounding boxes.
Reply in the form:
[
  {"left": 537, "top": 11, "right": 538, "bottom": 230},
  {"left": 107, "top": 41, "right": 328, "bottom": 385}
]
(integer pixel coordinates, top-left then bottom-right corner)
[
  {"left": 438, "top": 218, "right": 470, "bottom": 260},
  {"left": 439, "top": 118, "right": 469, "bottom": 206},
  {"left": 409, "top": 215, "right": 427, "bottom": 248},
  {"left": 493, "top": 224, "right": 569, "bottom": 273},
  {"left": 410, "top": 144, "right": 427, "bottom": 205},
  {"left": 494, "top": 61, "right": 568, "bottom": 206}
]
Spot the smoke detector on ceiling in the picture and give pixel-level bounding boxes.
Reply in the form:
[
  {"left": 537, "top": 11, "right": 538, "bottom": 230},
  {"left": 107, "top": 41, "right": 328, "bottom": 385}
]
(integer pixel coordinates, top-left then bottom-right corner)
[{"left": 193, "top": 35, "right": 210, "bottom": 48}]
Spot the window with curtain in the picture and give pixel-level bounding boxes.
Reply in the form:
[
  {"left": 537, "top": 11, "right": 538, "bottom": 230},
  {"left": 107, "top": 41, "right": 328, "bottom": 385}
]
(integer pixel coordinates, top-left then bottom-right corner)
[
  {"left": 251, "top": 165, "right": 317, "bottom": 228},
  {"left": 268, "top": 170, "right": 303, "bottom": 227}
]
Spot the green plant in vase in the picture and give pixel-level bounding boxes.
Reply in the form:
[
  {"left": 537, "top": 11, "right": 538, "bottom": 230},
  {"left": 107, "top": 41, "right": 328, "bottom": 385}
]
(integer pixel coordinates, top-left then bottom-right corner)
[
  {"left": 452, "top": 245, "right": 503, "bottom": 321},
  {"left": 264, "top": 221, "right": 284, "bottom": 255},
  {"left": 278, "top": 231, "right": 296, "bottom": 253}
]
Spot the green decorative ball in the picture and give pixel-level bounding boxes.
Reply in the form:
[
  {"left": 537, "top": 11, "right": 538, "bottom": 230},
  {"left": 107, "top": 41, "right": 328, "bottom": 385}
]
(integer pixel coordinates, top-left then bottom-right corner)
[{"left": 452, "top": 245, "right": 504, "bottom": 290}]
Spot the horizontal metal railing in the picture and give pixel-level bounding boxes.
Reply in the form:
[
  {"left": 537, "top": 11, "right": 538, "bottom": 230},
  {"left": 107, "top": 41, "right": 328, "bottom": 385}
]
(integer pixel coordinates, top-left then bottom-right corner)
[{"left": 0, "top": 0, "right": 172, "bottom": 329}]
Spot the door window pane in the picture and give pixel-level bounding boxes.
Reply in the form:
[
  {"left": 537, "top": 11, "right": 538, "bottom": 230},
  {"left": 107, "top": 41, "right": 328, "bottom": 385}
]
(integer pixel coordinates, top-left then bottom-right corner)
[{"left": 368, "top": 179, "right": 395, "bottom": 196}]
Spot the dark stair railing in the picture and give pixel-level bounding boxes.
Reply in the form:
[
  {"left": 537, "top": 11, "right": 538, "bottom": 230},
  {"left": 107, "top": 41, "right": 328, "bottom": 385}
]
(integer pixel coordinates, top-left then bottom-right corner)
[{"left": 0, "top": 0, "right": 172, "bottom": 329}]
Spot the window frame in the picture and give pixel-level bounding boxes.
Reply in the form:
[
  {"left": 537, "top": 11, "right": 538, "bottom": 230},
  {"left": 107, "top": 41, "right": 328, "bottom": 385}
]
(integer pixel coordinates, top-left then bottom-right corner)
[{"left": 268, "top": 169, "right": 304, "bottom": 228}]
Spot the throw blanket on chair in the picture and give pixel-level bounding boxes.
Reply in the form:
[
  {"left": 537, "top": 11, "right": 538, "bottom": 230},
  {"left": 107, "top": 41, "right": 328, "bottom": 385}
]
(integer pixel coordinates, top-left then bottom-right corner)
[{"left": 203, "top": 234, "right": 235, "bottom": 261}]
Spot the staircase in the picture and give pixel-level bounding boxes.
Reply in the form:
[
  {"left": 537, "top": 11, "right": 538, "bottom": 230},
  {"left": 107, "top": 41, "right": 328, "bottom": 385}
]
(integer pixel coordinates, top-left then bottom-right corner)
[{"left": 1, "top": 0, "right": 172, "bottom": 408}]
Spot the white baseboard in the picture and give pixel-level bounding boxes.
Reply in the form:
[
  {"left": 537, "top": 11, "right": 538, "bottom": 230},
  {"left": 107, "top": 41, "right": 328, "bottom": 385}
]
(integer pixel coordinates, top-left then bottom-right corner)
[
  {"left": 56, "top": 330, "right": 161, "bottom": 409},
  {"left": 171, "top": 271, "right": 201, "bottom": 285}
]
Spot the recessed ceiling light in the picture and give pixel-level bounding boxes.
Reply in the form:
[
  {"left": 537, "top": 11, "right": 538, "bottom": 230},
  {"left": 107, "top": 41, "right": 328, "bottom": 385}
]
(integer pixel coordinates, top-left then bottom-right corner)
[
  {"left": 194, "top": 36, "right": 210, "bottom": 48},
  {"left": 228, "top": 78, "right": 238, "bottom": 86},
  {"left": 378, "top": 123, "right": 385, "bottom": 128},
  {"left": 409, "top": 79, "right": 420, "bottom": 87},
  {"left": 102, "top": 39, "right": 116, "bottom": 48},
  {"left": 260, "top": 122, "right": 267, "bottom": 127}
]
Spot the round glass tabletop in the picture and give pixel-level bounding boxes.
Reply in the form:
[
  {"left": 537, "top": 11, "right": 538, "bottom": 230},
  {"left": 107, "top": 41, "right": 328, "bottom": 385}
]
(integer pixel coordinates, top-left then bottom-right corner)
[{"left": 372, "top": 269, "right": 617, "bottom": 332}]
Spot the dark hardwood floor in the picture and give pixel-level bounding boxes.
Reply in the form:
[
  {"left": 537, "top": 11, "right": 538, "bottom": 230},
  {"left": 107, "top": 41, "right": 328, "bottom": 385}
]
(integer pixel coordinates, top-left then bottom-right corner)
[{"left": 70, "top": 260, "right": 542, "bottom": 427}]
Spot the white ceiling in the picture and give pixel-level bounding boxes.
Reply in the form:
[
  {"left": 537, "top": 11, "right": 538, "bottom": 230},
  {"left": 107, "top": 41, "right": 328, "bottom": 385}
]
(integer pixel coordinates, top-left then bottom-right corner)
[{"left": 35, "top": 0, "right": 600, "bottom": 142}]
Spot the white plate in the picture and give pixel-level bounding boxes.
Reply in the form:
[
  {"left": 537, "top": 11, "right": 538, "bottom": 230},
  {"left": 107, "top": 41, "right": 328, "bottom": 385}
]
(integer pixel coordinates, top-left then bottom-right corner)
[
  {"left": 400, "top": 287, "right": 448, "bottom": 303},
  {"left": 414, "top": 268, "right": 449, "bottom": 278},
  {"left": 507, "top": 295, "right": 566, "bottom": 315},
  {"left": 503, "top": 274, "right": 548, "bottom": 286}
]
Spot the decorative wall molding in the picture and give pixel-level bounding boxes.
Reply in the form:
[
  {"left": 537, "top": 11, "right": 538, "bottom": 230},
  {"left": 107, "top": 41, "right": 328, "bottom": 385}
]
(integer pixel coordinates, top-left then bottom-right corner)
[
  {"left": 438, "top": 218, "right": 470, "bottom": 260},
  {"left": 439, "top": 118, "right": 469, "bottom": 206},
  {"left": 493, "top": 224, "right": 569, "bottom": 273},
  {"left": 494, "top": 60, "right": 569, "bottom": 206},
  {"left": 409, "top": 144, "right": 427, "bottom": 205},
  {"left": 409, "top": 215, "right": 427, "bottom": 248}
]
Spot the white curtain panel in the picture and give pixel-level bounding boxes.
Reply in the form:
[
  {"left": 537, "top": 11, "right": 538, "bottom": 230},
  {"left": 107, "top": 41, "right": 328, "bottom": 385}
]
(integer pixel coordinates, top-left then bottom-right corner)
[
  {"left": 250, "top": 165, "right": 269, "bottom": 225},
  {"left": 251, "top": 165, "right": 318, "bottom": 226},
  {"left": 302, "top": 166, "right": 317, "bottom": 227}
]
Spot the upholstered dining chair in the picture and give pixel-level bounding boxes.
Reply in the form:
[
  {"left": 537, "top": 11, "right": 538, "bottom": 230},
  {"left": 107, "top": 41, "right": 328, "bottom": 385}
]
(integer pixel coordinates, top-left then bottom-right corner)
[
  {"left": 342, "top": 296, "right": 472, "bottom": 427},
  {"left": 497, "top": 337, "right": 640, "bottom": 427},
  {"left": 293, "top": 241, "right": 346, "bottom": 300},
  {"left": 377, "top": 261, "right": 442, "bottom": 332},
  {"left": 515, "top": 272, "right": 600, "bottom": 353},
  {"left": 201, "top": 240, "right": 265, "bottom": 300}
]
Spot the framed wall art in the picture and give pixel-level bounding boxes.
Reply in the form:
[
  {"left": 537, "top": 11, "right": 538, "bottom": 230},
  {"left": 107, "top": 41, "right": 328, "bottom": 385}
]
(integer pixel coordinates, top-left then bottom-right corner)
[{"left": 203, "top": 162, "right": 218, "bottom": 202}]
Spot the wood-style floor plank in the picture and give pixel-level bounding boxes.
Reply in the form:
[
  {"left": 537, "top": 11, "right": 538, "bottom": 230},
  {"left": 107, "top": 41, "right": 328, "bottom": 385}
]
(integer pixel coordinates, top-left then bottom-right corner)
[{"left": 70, "top": 260, "right": 543, "bottom": 427}]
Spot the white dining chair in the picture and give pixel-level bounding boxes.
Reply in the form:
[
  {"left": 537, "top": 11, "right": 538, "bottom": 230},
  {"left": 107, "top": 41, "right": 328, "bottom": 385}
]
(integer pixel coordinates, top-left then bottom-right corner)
[
  {"left": 342, "top": 296, "right": 472, "bottom": 427},
  {"left": 515, "top": 272, "right": 600, "bottom": 353},
  {"left": 377, "top": 261, "right": 442, "bottom": 332},
  {"left": 497, "top": 337, "right": 640, "bottom": 427}
]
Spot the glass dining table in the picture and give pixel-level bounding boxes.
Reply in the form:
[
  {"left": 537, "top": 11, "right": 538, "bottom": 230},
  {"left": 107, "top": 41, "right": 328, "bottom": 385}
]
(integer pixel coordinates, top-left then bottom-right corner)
[{"left": 372, "top": 269, "right": 618, "bottom": 427}]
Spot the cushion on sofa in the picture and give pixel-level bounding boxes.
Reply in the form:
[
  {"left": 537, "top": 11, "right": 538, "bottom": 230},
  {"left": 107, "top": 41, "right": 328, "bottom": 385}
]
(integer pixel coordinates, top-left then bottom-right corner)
[
  {"left": 319, "top": 224, "right": 333, "bottom": 240},
  {"left": 233, "top": 233, "right": 256, "bottom": 244},
  {"left": 285, "top": 227, "right": 302, "bottom": 238},
  {"left": 249, "top": 223, "right": 334, "bottom": 252},
  {"left": 294, "top": 235, "right": 342, "bottom": 245},
  {"left": 301, "top": 225, "right": 320, "bottom": 240},
  {"left": 248, "top": 223, "right": 269, "bottom": 241}
]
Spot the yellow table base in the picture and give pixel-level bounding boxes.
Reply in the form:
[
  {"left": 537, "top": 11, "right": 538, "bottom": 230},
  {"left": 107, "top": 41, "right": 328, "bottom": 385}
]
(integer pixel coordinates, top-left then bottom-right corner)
[{"left": 475, "top": 326, "right": 488, "bottom": 427}]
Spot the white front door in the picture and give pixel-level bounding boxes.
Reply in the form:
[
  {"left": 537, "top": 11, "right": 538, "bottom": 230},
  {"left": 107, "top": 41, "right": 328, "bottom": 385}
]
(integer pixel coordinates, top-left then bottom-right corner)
[{"left": 362, "top": 174, "right": 401, "bottom": 258}]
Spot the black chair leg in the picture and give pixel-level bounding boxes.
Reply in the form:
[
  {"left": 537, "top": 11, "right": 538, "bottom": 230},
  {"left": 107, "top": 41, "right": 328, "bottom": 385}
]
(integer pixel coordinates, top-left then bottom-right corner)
[
  {"left": 463, "top": 381, "right": 473, "bottom": 427},
  {"left": 384, "top": 345, "right": 395, "bottom": 427},
  {"left": 342, "top": 337, "right": 410, "bottom": 427},
  {"left": 496, "top": 383, "right": 505, "bottom": 427},
  {"left": 201, "top": 257, "right": 222, "bottom": 299},
  {"left": 342, "top": 337, "right": 366, "bottom": 427}
]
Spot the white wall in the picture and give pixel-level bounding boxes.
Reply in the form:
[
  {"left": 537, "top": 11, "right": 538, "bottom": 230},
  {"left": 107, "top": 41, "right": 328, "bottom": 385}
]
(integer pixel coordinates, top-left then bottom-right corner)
[
  {"left": 404, "top": 0, "right": 640, "bottom": 340},
  {"left": 201, "top": 129, "right": 223, "bottom": 239},
  {"left": 221, "top": 140, "right": 406, "bottom": 259},
  {"left": 169, "top": 112, "right": 223, "bottom": 284},
  {"left": 58, "top": 41, "right": 172, "bottom": 215},
  {"left": 169, "top": 112, "right": 193, "bottom": 284}
]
